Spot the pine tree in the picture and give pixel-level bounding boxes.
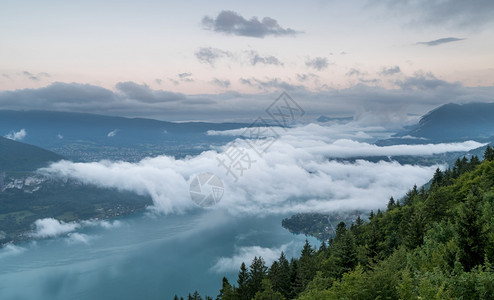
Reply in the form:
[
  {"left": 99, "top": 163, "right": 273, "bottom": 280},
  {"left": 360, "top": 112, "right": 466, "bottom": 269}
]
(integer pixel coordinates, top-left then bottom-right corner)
[
  {"left": 191, "top": 291, "right": 203, "bottom": 300},
  {"left": 217, "top": 277, "right": 235, "bottom": 300},
  {"left": 335, "top": 222, "right": 346, "bottom": 239},
  {"left": 325, "top": 222, "right": 357, "bottom": 277},
  {"left": 403, "top": 208, "right": 426, "bottom": 249},
  {"left": 295, "top": 239, "right": 316, "bottom": 294},
  {"left": 432, "top": 168, "right": 443, "bottom": 187},
  {"left": 456, "top": 189, "right": 487, "bottom": 271},
  {"left": 248, "top": 256, "right": 268, "bottom": 299},
  {"left": 317, "top": 240, "right": 326, "bottom": 252},
  {"left": 268, "top": 260, "right": 280, "bottom": 290},
  {"left": 460, "top": 156, "right": 469, "bottom": 173},
  {"left": 403, "top": 185, "right": 419, "bottom": 205},
  {"left": 288, "top": 258, "right": 300, "bottom": 299},
  {"left": 365, "top": 222, "right": 382, "bottom": 263},
  {"left": 351, "top": 215, "right": 365, "bottom": 244},
  {"left": 274, "top": 252, "right": 291, "bottom": 298},
  {"left": 470, "top": 155, "right": 481, "bottom": 169},
  {"left": 236, "top": 262, "right": 249, "bottom": 300},
  {"left": 485, "top": 145, "right": 494, "bottom": 161},
  {"left": 387, "top": 197, "right": 396, "bottom": 210},
  {"left": 253, "top": 279, "right": 285, "bottom": 300}
]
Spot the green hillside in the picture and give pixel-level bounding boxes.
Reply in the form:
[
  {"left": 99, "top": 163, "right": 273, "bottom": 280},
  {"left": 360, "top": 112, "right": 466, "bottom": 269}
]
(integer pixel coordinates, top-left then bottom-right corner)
[
  {"left": 0, "top": 137, "right": 151, "bottom": 245},
  {"left": 182, "top": 147, "right": 494, "bottom": 299},
  {"left": 0, "top": 136, "right": 63, "bottom": 172}
]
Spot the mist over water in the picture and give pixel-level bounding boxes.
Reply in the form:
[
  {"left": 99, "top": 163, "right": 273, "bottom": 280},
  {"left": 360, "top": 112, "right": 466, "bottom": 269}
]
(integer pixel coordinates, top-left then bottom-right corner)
[
  {"left": 0, "top": 210, "right": 314, "bottom": 299},
  {"left": 1, "top": 122, "right": 484, "bottom": 299}
]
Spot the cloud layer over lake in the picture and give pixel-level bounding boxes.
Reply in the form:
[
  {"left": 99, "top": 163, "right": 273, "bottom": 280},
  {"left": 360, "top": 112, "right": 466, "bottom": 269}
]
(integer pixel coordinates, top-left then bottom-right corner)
[{"left": 39, "top": 124, "right": 483, "bottom": 215}]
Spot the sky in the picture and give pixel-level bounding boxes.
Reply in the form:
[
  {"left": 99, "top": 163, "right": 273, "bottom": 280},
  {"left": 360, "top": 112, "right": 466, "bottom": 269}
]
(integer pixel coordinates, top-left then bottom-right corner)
[{"left": 1, "top": 0, "right": 494, "bottom": 122}]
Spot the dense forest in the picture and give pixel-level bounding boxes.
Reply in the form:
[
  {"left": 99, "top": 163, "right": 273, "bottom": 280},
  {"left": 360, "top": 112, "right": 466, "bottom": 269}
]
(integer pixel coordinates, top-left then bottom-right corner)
[{"left": 178, "top": 146, "right": 494, "bottom": 300}]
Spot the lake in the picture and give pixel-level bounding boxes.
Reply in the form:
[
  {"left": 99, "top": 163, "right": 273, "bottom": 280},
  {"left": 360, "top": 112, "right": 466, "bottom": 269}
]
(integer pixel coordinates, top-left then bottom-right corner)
[{"left": 0, "top": 209, "right": 314, "bottom": 299}]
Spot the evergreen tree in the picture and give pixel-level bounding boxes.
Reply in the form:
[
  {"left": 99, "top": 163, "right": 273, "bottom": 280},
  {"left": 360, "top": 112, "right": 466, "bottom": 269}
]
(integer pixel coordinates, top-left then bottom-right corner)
[
  {"left": 248, "top": 256, "right": 268, "bottom": 299},
  {"left": 267, "top": 261, "right": 280, "bottom": 297},
  {"left": 470, "top": 155, "right": 481, "bottom": 169},
  {"left": 319, "top": 240, "right": 327, "bottom": 252},
  {"left": 387, "top": 197, "right": 396, "bottom": 210},
  {"left": 324, "top": 222, "right": 357, "bottom": 277},
  {"left": 432, "top": 168, "right": 443, "bottom": 187},
  {"left": 274, "top": 252, "right": 291, "bottom": 298},
  {"left": 253, "top": 279, "right": 285, "bottom": 300},
  {"left": 295, "top": 239, "right": 316, "bottom": 293},
  {"left": 443, "top": 168, "right": 453, "bottom": 185},
  {"left": 456, "top": 189, "right": 487, "bottom": 271},
  {"left": 217, "top": 277, "right": 235, "bottom": 300},
  {"left": 236, "top": 262, "right": 249, "bottom": 300},
  {"left": 191, "top": 291, "right": 203, "bottom": 300},
  {"left": 365, "top": 221, "right": 382, "bottom": 263},
  {"left": 403, "top": 208, "right": 426, "bottom": 249},
  {"left": 288, "top": 258, "right": 300, "bottom": 299},
  {"left": 460, "top": 156, "right": 469, "bottom": 173},
  {"left": 351, "top": 215, "right": 365, "bottom": 245},
  {"left": 403, "top": 185, "right": 419, "bottom": 205},
  {"left": 485, "top": 145, "right": 494, "bottom": 161}
]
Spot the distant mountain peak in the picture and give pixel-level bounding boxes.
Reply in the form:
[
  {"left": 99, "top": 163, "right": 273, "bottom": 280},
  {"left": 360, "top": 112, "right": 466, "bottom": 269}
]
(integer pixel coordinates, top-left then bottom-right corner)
[{"left": 378, "top": 102, "right": 494, "bottom": 145}]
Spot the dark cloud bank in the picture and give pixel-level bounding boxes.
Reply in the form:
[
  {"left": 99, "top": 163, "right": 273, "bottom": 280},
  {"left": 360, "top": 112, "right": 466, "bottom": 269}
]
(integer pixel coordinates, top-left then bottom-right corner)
[
  {"left": 0, "top": 77, "right": 493, "bottom": 124},
  {"left": 202, "top": 10, "right": 301, "bottom": 38}
]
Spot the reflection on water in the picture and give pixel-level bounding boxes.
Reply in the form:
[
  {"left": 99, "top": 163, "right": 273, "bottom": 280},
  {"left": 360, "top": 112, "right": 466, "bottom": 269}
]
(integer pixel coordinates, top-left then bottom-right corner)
[{"left": 0, "top": 210, "right": 314, "bottom": 299}]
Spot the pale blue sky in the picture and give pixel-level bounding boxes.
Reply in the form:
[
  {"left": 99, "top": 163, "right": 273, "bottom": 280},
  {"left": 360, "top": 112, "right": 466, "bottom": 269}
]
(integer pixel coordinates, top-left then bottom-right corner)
[{"left": 1, "top": 0, "right": 493, "bottom": 121}]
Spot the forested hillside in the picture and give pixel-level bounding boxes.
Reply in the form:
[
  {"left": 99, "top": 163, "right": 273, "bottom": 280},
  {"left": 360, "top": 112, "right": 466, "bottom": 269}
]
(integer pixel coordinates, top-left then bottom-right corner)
[
  {"left": 0, "top": 136, "right": 62, "bottom": 171},
  {"left": 180, "top": 146, "right": 494, "bottom": 300}
]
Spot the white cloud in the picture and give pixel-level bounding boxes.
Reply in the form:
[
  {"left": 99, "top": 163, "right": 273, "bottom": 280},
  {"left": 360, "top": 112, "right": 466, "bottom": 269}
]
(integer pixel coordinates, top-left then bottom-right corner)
[
  {"left": 208, "top": 123, "right": 389, "bottom": 142},
  {"left": 107, "top": 129, "right": 118, "bottom": 137},
  {"left": 0, "top": 244, "right": 26, "bottom": 259},
  {"left": 81, "top": 219, "right": 122, "bottom": 229},
  {"left": 31, "top": 218, "right": 80, "bottom": 238},
  {"left": 211, "top": 243, "right": 292, "bottom": 273},
  {"left": 30, "top": 218, "right": 121, "bottom": 240},
  {"left": 66, "top": 233, "right": 94, "bottom": 245},
  {"left": 38, "top": 123, "right": 483, "bottom": 216},
  {"left": 5, "top": 129, "right": 27, "bottom": 141}
]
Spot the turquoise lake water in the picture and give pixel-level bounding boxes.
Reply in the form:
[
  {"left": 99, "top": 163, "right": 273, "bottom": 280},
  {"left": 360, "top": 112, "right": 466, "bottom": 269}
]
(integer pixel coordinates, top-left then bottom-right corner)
[{"left": 0, "top": 209, "right": 313, "bottom": 299}]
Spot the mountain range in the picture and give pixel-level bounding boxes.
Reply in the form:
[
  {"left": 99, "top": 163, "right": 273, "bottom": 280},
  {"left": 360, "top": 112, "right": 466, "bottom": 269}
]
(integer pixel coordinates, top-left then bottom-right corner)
[
  {"left": 0, "top": 110, "right": 247, "bottom": 161},
  {"left": 377, "top": 102, "right": 494, "bottom": 145},
  {"left": 1, "top": 102, "right": 493, "bottom": 245}
]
